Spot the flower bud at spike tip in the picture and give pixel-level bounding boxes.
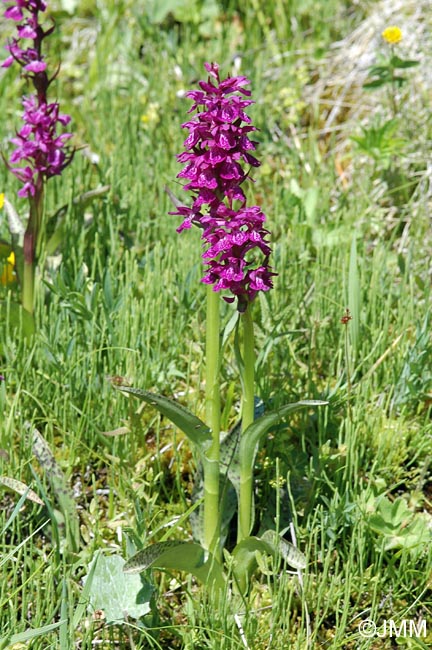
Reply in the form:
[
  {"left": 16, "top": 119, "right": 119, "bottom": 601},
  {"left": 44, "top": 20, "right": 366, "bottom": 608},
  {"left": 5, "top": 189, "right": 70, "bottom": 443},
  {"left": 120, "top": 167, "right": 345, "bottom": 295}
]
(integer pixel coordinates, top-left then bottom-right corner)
[{"left": 170, "top": 63, "right": 276, "bottom": 311}]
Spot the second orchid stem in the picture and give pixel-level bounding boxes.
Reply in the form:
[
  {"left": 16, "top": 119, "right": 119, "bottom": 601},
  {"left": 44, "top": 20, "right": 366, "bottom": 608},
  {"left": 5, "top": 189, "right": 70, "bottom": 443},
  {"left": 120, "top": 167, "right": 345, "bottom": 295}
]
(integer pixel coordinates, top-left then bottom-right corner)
[
  {"left": 238, "top": 305, "right": 255, "bottom": 542},
  {"left": 22, "top": 187, "right": 43, "bottom": 314},
  {"left": 203, "top": 286, "right": 221, "bottom": 557}
]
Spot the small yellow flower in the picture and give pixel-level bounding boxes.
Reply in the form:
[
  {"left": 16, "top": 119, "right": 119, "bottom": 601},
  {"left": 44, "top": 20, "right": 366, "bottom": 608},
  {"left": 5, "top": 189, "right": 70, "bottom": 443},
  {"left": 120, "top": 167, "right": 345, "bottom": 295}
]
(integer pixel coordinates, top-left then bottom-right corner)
[
  {"left": 140, "top": 102, "right": 160, "bottom": 128},
  {"left": 1, "top": 251, "right": 16, "bottom": 286},
  {"left": 382, "top": 26, "right": 402, "bottom": 45},
  {"left": 0, "top": 193, "right": 4, "bottom": 210}
]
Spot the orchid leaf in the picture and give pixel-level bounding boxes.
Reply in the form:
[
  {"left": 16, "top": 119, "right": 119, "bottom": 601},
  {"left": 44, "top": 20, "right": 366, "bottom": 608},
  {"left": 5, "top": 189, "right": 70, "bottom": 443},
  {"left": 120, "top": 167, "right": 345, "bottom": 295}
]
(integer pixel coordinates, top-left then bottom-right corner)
[
  {"left": 190, "top": 473, "right": 237, "bottom": 547},
  {"left": 3, "top": 195, "right": 25, "bottom": 238},
  {"left": 124, "top": 541, "right": 225, "bottom": 590},
  {"left": 72, "top": 184, "right": 111, "bottom": 207},
  {"left": 232, "top": 536, "right": 274, "bottom": 593},
  {"left": 232, "top": 531, "right": 306, "bottom": 593},
  {"left": 116, "top": 386, "right": 212, "bottom": 452},
  {"left": 0, "top": 476, "right": 43, "bottom": 506},
  {"left": 239, "top": 400, "right": 328, "bottom": 477},
  {"left": 30, "top": 424, "right": 80, "bottom": 551},
  {"left": 221, "top": 397, "right": 265, "bottom": 497},
  {"left": 46, "top": 220, "right": 66, "bottom": 255},
  {"left": 260, "top": 530, "right": 306, "bottom": 569}
]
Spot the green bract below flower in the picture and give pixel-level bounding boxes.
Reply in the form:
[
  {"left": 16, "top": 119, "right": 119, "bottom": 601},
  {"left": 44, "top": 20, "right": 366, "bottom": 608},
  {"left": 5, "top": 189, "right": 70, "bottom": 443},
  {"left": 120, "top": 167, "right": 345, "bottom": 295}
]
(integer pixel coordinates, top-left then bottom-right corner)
[{"left": 170, "top": 62, "right": 276, "bottom": 312}]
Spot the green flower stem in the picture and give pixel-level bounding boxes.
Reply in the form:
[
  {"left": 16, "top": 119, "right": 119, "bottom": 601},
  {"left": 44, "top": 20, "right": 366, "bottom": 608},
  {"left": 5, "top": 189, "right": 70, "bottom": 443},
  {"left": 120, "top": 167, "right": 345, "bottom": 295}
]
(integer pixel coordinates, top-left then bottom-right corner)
[
  {"left": 389, "top": 45, "right": 398, "bottom": 118},
  {"left": 203, "top": 285, "right": 221, "bottom": 556},
  {"left": 22, "top": 186, "right": 43, "bottom": 315},
  {"left": 238, "top": 305, "right": 255, "bottom": 542},
  {"left": 22, "top": 255, "right": 34, "bottom": 315}
]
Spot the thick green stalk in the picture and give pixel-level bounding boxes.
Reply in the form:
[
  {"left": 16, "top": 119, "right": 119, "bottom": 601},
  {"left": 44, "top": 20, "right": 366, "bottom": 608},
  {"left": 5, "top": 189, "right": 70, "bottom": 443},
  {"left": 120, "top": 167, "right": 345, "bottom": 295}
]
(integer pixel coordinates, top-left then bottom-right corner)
[
  {"left": 22, "top": 257, "right": 34, "bottom": 315},
  {"left": 238, "top": 305, "right": 255, "bottom": 542},
  {"left": 22, "top": 183, "right": 44, "bottom": 315},
  {"left": 203, "top": 286, "right": 221, "bottom": 556}
]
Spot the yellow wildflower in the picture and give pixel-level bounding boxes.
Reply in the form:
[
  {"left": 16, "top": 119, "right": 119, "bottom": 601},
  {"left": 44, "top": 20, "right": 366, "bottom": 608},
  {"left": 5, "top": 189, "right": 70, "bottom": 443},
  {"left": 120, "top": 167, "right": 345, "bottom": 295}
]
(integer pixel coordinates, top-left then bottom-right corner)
[
  {"left": 0, "top": 193, "right": 4, "bottom": 210},
  {"left": 382, "top": 26, "right": 402, "bottom": 45},
  {"left": 140, "top": 102, "right": 160, "bottom": 128},
  {"left": 1, "top": 251, "right": 16, "bottom": 286}
]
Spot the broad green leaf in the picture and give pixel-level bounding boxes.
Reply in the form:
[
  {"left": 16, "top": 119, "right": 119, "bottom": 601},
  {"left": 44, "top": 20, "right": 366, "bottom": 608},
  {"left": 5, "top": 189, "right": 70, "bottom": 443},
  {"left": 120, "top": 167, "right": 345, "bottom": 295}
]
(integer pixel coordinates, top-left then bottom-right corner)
[
  {"left": 220, "top": 421, "right": 242, "bottom": 493},
  {"left": 219, "top": 421, "right": 248, "bottom": 518},
  {"left": 124, "top": 541, "right": 225, "bottom": 590},
  {"left": 190, "top": 471, "right": 237, "bottom": 547},
  {"left": 232, "top": 536, "right": 274, "bottom": 593},
  {"left": 232, "top": 531, "right": 307, "bottom": 593},
  {"left": 239, "top": 401, "right": 328, "bottom": 479},
  {"left": 85, "top": 554, "right": 152, "bottom": 623},
  {"left": 116, "top": 386, "right": 211, "bottom": 451}
]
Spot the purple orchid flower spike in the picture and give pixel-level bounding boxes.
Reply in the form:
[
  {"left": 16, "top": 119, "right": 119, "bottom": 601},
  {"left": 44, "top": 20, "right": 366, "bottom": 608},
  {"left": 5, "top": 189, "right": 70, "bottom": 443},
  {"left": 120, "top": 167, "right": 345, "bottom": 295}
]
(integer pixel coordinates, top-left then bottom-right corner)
[
  {"left": 2, "top": 0, "right": 73, "bottom": 198},
  {"left": 171, "top": 62, "right": 276, "bottom": 312},
  {"left": 2, "top": 0, "right": 73, "bottom": 314}
]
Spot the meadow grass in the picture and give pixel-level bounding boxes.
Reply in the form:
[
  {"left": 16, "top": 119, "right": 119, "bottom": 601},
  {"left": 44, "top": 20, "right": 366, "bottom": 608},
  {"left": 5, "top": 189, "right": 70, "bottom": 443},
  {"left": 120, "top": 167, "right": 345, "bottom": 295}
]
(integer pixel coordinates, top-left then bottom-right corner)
[{"left": 0, "top": 0, "right": 431, "bottom": 648}]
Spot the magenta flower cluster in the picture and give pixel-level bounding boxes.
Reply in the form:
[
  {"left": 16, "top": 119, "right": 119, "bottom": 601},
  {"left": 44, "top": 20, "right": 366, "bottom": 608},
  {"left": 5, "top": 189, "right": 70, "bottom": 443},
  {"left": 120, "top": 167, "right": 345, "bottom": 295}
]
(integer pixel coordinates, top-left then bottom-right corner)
[
  {"left": 2, "top": 0, "right": 73, "bottom": 198},
  {"left": 171, "top": 62, "right": 276, "bottom": 311}
]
